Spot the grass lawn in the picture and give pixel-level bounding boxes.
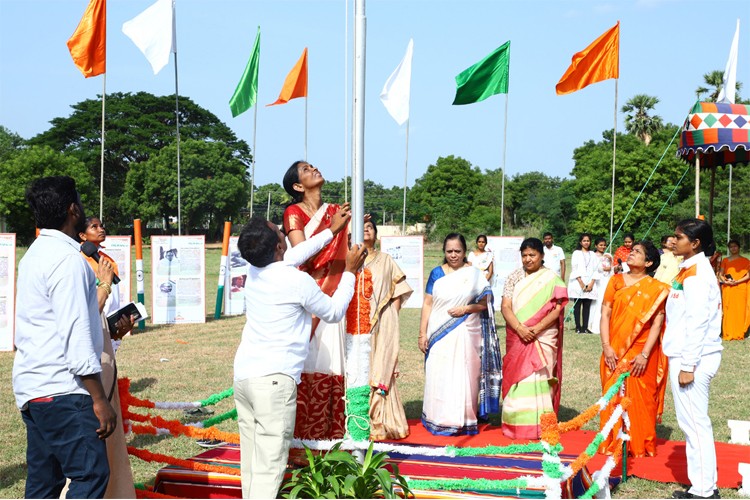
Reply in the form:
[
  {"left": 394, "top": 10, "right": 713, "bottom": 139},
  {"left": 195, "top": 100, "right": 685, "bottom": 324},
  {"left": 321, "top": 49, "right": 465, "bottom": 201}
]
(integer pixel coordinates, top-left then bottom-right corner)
[{"left": 0, "top": 243, "right": 747, "bottom": 498}]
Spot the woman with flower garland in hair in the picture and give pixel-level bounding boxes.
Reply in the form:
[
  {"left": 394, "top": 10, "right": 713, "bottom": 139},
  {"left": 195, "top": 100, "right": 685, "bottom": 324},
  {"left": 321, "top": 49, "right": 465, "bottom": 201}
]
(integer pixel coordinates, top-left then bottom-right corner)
[
  {"left": 665, "top": 218, "right": 723, "bottom": 500},
  {"left": 361, "top": 220, "right": 413, "bottom": 440},
  {"left": 599, "top": 240, "right": 669, "bottom": 458},
  {"left": 419, "top": 233, "right": 501, "bottom": 436}
]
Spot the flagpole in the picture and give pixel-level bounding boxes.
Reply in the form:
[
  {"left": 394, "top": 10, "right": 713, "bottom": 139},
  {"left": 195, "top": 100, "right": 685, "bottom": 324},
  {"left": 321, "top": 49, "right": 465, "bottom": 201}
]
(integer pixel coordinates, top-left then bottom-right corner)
[
  {"left": 727, "top": 163, "right": 733, "bottom": 241},
  {"left": 250, "top": 99, "right": 258, "bottom": 217},
  {"left": 172, "top": 0, "right": 182, "bottom": 236},
  {"left": 304, "top": 95, "right": 308, "bottom": 161},
  {"left": 609, "top": 78, "right": 618, "bottom": 244},
  {"left": 352, "top": 0, "right": 366, "bottom": 244},
  {"left": 500, "top": 94, "right": 509, "bottom": 236},
  {"left": 343, "top": 0, "right": 349, "bottom": 203},
  {"left": 100, "top": 74, "right": 106, "bottom": 221},
  {"left": 402, "top": 119, "right": 410, "bottom": 234},
  {"left": 266, "top": 191, "right": 271, "bottom": 220}
]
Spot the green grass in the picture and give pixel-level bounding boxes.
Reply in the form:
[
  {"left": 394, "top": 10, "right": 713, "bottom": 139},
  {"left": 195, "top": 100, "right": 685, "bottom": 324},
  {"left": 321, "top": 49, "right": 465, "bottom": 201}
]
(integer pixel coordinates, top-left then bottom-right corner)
[{"left": 0, "top": 244, "right": 747, "bottom": 498}]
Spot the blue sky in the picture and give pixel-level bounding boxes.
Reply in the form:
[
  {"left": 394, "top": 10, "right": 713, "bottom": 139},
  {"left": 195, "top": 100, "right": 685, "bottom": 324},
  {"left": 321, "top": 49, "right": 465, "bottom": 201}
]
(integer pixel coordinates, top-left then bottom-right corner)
[{"left": 0, "top": 0, "right": 748, "bottom": 190}]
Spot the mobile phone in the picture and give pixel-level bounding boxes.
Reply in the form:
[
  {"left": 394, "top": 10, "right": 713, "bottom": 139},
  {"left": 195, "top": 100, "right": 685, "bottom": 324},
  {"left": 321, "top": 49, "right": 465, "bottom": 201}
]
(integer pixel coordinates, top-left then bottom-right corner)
[{"left": 725, "top": 274, "right": 733, "bottom": 280}]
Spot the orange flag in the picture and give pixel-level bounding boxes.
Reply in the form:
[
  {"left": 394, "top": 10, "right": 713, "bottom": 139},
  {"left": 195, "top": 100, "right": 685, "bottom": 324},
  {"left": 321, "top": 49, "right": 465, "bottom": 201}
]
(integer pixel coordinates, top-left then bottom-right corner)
[
  {"left": 267, "top": 48, "right": 308, "bottom": 106},
  {"left": 67, "top": 0, "right": 106, "bottom": 78},
  {"left": 556, "top": 21, "right": 619, "bottom": 95}
]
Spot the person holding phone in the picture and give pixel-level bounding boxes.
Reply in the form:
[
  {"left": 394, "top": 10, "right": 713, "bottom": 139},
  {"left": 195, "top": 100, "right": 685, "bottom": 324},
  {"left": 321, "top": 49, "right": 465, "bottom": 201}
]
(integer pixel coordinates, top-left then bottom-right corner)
[{"left": 718, "top": 239, "right": 750, "bottom": 341}]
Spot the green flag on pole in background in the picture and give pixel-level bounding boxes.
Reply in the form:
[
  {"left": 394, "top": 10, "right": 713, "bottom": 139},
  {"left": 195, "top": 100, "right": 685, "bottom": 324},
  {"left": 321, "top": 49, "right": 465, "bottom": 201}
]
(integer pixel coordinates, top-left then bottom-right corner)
[
  {"left": 452, "top": 41, "right": 510, "bottom": 105},
  {"left": 229, "top": 27, "right": 260, "bottom": 117}
]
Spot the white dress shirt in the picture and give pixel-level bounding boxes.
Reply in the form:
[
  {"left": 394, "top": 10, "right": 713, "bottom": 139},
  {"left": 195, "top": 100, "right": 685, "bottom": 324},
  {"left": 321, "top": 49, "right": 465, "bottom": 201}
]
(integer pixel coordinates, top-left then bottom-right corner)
[
  {"left": 544, "top": 245, "right": 565, "bottom": 277},
  {"left": 12, "top": 229, "right": 103, "bottom": 409},
  {"left": 664, "top": 252, "right": 723, "bottom": 372},
  {"left": 234, "top": 229, "right": 354, "bottom": 384}
]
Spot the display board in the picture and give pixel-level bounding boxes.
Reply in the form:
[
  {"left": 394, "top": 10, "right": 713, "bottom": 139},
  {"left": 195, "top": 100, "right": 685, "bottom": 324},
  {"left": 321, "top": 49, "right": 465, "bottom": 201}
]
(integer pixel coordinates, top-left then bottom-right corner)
[
  {"left": 0, "top": 234, "right": 16, "bottom": 351},
  {"left": 151, "top": 235, "right": 206, "bottom": 324},
  {"left": 101, "top": 236, "right": 132, "bottom": 306},
  {"left": 486, "top": 236, "right": 523, "bottom": 298},
  {"left": 223, "top": 236, "right": 248, "bottom": 316},
  {"left": 379, "top": 236, "right": 424, "bottom": 309}
]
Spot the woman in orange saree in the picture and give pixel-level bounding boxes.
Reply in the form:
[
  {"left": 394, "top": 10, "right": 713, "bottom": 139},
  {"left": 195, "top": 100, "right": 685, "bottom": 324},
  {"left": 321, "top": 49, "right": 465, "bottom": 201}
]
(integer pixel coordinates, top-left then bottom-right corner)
[
  {"left": 718, "top": 239, "right": 750, "bottom": 341},
  {"left": 283, "top": 161, "right": 351, "bottom": 440},
  {"left": 599, "top": 241, "right": 669, "bottom": 457}
]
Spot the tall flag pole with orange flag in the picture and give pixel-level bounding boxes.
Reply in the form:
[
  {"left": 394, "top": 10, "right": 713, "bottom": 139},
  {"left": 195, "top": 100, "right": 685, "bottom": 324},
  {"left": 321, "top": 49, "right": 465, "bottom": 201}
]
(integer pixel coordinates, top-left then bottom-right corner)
[
  {"left": 123, "top": 0, "right": 182, "bottom": 234},
  {"left": 268, "top": 48, "right": 308, "bottom": 160},
  {"left": 229, "top": 27, "right": 260, "bottom": 216},
  {"left": 452, "top": 40, "right": 511, "bottom": 235},
  {"left": 556, "top": 21, "right": 620, "bottom": 244},
  {"left": 67, "top": 0, "right": 106, "bottom": 221}
]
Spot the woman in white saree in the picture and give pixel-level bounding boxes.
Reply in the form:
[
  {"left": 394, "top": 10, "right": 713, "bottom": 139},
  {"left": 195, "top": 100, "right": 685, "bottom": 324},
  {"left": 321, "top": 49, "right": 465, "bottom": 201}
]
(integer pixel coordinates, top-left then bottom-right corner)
[{"left": 418, "top": 233, "right": 502, "bottom": 436}]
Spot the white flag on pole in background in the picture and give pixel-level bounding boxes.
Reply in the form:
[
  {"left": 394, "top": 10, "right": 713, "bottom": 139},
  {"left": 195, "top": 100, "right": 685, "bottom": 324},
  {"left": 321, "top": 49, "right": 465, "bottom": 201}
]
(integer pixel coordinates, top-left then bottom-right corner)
[
  {"left": 717, "top": 19, "right": 740, "bottom": 104},
  {"left": 380, "top": 39, "right": 414, "bottom": 126},
  {"left": 122, "top": 0, "right": 175, "bottom": 75}
]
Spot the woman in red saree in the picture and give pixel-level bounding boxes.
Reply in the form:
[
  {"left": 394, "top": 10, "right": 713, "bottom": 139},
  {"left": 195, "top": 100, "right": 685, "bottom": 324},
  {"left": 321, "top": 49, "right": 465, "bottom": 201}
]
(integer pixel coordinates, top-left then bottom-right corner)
[
  {"left": 599, "top": 241, "right": 669, "bottom": 457},
  {"left": 282, "top": 161, "right": 351, "bottom": 440}
]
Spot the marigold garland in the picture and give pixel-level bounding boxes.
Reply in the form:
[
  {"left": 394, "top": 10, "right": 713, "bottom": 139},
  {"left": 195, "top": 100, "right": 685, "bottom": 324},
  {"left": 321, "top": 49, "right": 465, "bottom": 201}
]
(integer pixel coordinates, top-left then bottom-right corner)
[
  {"left": 128, "top": 446, "right": 240, "bottom": 476},
  {"left": 346, "top": 268, "right": 372, "bottom": 334},
  {"left": 124, "top": 411, "right": 240, "bottom": 444}
]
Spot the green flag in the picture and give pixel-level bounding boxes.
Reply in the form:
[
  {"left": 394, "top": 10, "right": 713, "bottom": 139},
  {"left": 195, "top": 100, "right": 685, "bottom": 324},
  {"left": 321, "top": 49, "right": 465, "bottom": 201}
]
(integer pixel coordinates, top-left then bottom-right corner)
[
  {"left": 229, "top": 27, "right": 260, "bottom": 118},
  {"left": 452, "top": 41, "right": 510, "bottom": 105}
]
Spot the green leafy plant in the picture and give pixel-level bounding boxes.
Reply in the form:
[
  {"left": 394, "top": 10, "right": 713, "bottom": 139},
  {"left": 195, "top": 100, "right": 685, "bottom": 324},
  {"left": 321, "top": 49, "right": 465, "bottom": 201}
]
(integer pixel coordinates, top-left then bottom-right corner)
[{"left": 281, "top": 442, "right": 413, "bottom": 499}]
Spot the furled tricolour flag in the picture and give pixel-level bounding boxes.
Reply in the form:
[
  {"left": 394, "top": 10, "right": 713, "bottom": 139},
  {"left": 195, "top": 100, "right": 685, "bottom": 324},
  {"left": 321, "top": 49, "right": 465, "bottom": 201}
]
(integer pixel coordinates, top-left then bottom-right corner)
[
  {"left": 267, "top": 48, "right": 308, "bottom": 106},
  {"left": 122, "top": 0, "right": 175, "bottom": 75},
  {"left": 452, "top": 41, "right": 510, "bottom": 105},
  {"left": 717, "top": 19, "right": 740, "bottom": 104},
  {"left": 67, "top": 0, "right": 106, "bottom": 78},
  {"left": 380, "top": 39, "right": 414, "bottom": 126},
  {"left": 556, "top": 22, "right": 619, "bottom": 95},
  {"left": 229, "top": 27, "right": 261, "bottom": 118}
]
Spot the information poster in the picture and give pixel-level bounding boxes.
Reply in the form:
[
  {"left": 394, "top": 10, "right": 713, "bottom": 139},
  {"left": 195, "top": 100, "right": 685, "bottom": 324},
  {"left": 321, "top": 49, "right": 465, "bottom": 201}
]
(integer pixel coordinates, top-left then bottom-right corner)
[
  {"left": 0, "top": 234, "right": 16, "bottom": 351},
  {"left": 151, "top": 235, "right": 206, "bottom": 324},
  {"left": 486, "top": 236, "right": 523, "bottom": 298},
  {"left": 101, "top": 236, "right": 132, "bottom": 306},
  {"left": 223, "top": 236, "right": 248, "bottom": 316},
  {"left": 380, "top": 236, "right": 424, "bottom": 309}
]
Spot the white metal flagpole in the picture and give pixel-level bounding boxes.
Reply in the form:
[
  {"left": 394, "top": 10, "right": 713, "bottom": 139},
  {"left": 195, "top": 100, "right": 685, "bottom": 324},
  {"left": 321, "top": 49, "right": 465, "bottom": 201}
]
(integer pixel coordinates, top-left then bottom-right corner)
[
  {"left": 100, "top": 75, "right": 106, "bottom": 221},
  {"left": 402, "top": 119, "right": 410, "bottom": 234},
  {"left": 609, "top": 78, "right": 618, "bottom": 244},
  {"left": 172, "top": 0, "right": 182, "bottom": 235},
  {"left": 352, "top": 0, "right": 366, "bottom": 244},
  {"left": 250, "top": 100, "right": 258, "bottom": 217},
  {"left": 500, "top": 94, "right": 509, "bottom": 236}
]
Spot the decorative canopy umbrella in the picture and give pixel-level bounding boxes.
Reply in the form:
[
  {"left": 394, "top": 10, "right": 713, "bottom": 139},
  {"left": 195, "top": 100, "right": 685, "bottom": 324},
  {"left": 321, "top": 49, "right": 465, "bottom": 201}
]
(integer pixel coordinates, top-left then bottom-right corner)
[{"left": 677, "top": 101, "right": 750, "bottom": 224}]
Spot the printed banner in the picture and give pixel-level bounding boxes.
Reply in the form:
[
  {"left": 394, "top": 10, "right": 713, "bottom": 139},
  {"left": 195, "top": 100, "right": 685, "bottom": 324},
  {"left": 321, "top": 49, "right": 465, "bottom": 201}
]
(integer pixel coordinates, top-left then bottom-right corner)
[
  {"left": 101, "top": 236, "right": 132, "bottom": 306},
  {"left": 151, "top": 235, "right": 206, "bottom": 324},
  {"left": 379, "top": 236, "right": 424, "bottom": 308},
  {"left": 486, "top": 236, "right": 523, "bottom": 298},
  {"left": 0, "top": 234, "right": 16, "bottom": 351},
  {"left": 223, "top": 236, "right": 248, "bottom": 316}
]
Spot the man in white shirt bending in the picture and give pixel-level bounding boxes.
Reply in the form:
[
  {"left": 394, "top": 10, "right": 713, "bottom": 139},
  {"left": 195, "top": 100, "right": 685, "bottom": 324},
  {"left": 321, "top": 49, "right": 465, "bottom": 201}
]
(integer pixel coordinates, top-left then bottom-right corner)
[
  {"left": 233, "top": 215, "right": 367, "bottom": 499},
  {"left": 12, "top": 176, "right": 116, "bottom": 498},
  {"left": 543, "top": 232, "right": 566, "bottom": 281}
]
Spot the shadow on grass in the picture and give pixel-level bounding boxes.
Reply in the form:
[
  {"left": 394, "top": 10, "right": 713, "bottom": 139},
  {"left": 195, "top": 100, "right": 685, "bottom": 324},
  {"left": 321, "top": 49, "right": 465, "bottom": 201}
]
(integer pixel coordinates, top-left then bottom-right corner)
[
  {"left": 130, "top": 377, "right": 158, "bottom": 393},
  {"left": 656, "top": 423, "right": 675, "bottom": 441},
  {"left": 557, "top": 404, "right": 580, "bottom": 423},
  {"left": 404, "top": 400, "right": 423, "bottom": 420},
  {"left": 130, "top": 432, "right": 171, "bottom": 448},
  {"left": 0, "top": 462, "right": 26, "bottom": 490}
]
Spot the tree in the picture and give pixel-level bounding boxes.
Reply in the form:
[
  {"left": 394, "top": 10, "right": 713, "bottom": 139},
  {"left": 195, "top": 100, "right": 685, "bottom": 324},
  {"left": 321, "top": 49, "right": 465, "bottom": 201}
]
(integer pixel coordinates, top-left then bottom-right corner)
[
  {"left": 29, "top": 92, "right": 252, "bottom": 232},
  {"left": 0, "top": 145, "right": 93, "bottom": 242},
  {"left": 695, "top": 70, "right": 743, "bottom": 102},
  {"left": 409, "top": 156, "right": 483, "bottom": 238},
  {"left": 122, "top": 139, "right": 250, "bottom": 237},
  {"left": 0, "top": 126, "right": 25, "bottom": 161},
  {"left": 621, "top": 94, "right": 663, "bottom": 146}
]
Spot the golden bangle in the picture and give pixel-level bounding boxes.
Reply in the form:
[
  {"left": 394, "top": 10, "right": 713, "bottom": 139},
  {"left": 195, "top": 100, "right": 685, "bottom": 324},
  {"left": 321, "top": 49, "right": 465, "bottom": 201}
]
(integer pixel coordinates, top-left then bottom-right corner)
[{"left": 98, "top": 282, "right": 112, "bottom": 295}]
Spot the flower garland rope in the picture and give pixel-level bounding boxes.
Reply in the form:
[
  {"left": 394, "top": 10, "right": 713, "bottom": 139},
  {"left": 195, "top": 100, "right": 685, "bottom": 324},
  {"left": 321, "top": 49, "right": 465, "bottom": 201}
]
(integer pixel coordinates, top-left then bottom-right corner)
[
  {"left": 345, "top": 385, "right": 371, "bottom": 441},
  {"left": 127, "top": 446, "right": 240, "bottom": 476},
  {"left": 118, "top": 378, "right": 234, "bottom": 410}
]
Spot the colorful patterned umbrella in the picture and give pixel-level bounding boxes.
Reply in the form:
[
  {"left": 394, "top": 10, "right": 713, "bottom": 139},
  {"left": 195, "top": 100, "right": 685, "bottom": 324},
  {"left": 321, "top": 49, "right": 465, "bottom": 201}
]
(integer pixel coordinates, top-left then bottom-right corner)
[{"left": 678, "top": 101, "right": 750, "bottom": 168}]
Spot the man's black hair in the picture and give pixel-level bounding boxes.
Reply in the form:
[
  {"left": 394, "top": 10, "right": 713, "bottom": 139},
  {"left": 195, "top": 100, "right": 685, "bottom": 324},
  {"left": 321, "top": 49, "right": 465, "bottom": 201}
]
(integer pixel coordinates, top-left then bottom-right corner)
[
  {"left": 238, "top": 216, "right": 279, "bottom": 268},
  {"left": 26, "top": 176, "right": 79, "bottom": 230}
]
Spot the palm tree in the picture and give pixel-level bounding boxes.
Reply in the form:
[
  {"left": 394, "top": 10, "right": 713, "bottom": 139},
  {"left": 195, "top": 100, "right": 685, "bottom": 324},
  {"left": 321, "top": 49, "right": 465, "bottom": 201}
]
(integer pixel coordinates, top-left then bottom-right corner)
[
  {"left": 621, "top": 94, "right": 664, "bottom": 146},
  {"left": 695, "top": 70, "right": 743, "bottom": 102}
]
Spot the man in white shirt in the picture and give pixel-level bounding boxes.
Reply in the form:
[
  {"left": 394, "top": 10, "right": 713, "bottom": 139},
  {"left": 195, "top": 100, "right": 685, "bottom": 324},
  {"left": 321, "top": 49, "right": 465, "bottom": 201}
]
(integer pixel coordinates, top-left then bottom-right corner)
[
  {"left": 543, "top": 232, "right": 566, "bottom": 280},
  {"left": 233, "top": 215, "right": 367, "bottom": 499},
  {"left": 12, "top": 176, "right": 116, "bottom": 498}
]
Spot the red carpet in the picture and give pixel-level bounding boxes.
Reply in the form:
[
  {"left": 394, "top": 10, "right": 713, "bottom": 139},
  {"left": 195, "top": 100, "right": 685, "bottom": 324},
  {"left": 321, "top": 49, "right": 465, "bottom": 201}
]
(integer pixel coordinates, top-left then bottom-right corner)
[{"left": 395, "top": 420, "right": 748, "bottom": 489}]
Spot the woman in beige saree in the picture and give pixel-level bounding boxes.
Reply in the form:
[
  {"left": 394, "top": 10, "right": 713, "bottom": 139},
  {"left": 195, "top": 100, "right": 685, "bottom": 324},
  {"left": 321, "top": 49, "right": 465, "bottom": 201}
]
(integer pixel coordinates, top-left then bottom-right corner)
[{"left": 362, "top": 220, "right": 413, "bottom": 440}]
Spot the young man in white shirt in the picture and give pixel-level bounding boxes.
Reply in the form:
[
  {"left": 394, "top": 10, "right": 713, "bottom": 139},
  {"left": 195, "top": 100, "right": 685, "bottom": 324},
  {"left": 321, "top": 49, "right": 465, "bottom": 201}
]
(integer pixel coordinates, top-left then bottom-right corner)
[
  {"left": 12, "top": 176, "right": 116, "bottom": 498},
  {"left": 233, "top": 215, "right": 367, "bottom": 499},
  {"left": 543, "top": 232, "right": 566, "bottom": 281}
]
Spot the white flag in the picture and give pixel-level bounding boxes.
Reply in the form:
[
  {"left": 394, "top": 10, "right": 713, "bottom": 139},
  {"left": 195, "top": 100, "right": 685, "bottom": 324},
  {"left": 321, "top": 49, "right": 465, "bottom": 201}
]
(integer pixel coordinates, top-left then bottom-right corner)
[
  {"left": 122, "top": 0, "right": 175, "bottom": 75},
  {"left": 380, "top": 39, "right": 414, "bottom": 126},
  {"left": 717, "top": 19, "right": 740, "bottom": 104}
]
